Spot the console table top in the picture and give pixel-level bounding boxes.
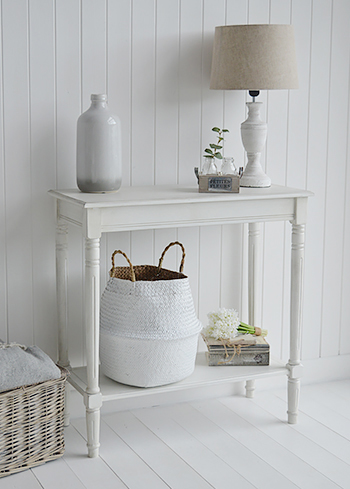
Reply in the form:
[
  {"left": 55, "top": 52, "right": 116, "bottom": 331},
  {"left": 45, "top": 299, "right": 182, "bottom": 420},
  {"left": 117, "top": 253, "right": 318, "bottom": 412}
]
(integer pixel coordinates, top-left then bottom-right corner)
[{"left": 49, "top": 184, "right": 313, "bottom": 209}]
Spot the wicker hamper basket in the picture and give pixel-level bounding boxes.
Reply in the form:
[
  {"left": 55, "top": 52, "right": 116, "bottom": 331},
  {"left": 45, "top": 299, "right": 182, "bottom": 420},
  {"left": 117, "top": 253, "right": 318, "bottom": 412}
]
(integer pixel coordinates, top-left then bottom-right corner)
[
  {"left": 0, "top": 366, "right": 67, "bottom": 478},
  {"left": 100, "top": 242, "right": 202, "bottom": 388}
]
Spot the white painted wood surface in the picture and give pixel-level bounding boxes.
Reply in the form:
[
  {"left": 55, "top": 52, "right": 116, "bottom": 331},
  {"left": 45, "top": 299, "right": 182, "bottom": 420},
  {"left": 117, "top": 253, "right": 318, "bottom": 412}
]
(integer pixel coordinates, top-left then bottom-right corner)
[
  {"left": 2, "top": 380, "right": 349, "bottom": 488},
  {"left": 0, "top": 0, "right": 349, "bottom": 377},
  {"left": 69, "top": 355, "right": 287, "bottom": 401},
  {"left": 51, "top": 184, "right": 311, "bottom": 456}
]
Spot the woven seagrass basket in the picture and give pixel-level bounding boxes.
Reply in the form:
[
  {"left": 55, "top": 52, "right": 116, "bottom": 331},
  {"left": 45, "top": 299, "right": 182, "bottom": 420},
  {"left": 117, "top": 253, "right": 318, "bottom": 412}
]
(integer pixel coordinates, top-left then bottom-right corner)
[
  {"left": 0, "top": 366, "right": 67, "bottom": 478},
  {"left": 100, "top": 241, "right": 202, "bottom": 388}
]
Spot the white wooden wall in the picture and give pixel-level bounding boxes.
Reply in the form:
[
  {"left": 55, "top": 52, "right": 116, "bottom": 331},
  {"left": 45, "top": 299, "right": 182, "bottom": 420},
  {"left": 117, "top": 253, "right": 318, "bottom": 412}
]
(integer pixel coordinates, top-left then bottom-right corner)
[{"left": 0, "top": 0, "right": 349, "bottom": 372}]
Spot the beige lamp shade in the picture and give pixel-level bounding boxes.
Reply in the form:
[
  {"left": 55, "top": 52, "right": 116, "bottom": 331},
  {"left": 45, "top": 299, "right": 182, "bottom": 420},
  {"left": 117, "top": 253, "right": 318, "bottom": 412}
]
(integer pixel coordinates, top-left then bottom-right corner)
[{"left": 210, "top": 24, "right": 298, "bottom": 90}]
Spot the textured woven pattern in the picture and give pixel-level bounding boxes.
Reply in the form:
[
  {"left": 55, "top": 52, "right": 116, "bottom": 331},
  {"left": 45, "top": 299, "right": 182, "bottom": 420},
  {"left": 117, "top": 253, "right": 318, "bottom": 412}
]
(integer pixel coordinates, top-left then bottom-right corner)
[
  {"left": 0, "top": 367, "right": 67, "bottom": 478},
  {"left": 100, "top": 242, "right": 201, "bottom": 387},
  {"left": 100, "top": 276, "right": 201, "bottom": 340},
  {"left": 109, "top": 241, "right": 187, "bottom": 282},
  {"left": 110, "top": 264, "right": 187, "bottom": 282},
  {"left": 100, "top": 333, "right": 199, "bottom": 387}
]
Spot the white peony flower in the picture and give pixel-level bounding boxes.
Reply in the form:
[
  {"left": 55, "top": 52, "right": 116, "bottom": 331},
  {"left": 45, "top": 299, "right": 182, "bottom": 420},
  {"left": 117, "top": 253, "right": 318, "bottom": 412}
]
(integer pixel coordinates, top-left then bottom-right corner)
[{"left": 202, "top": 308, "right": 240, "bottom": 339}]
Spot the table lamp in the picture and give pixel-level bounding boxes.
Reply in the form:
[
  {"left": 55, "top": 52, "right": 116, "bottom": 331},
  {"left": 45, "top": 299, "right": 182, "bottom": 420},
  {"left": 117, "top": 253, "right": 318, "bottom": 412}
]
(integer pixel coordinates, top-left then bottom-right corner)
[{"left": 210, "top": 24, "right": 298, "bottom": 187}]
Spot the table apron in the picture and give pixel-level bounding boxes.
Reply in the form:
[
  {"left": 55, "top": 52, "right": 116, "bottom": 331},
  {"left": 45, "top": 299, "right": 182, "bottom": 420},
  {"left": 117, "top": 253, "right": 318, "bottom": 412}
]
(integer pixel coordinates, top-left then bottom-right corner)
[{"left": 99, "top": 198, "right": 295, "bottom": 234}]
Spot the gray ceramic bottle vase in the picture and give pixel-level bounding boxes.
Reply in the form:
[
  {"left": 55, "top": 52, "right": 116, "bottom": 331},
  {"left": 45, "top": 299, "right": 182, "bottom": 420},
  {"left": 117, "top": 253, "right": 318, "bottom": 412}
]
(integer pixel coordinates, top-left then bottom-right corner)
[{"left": 77, "top": 94, "right": 122, "bottom": 193}]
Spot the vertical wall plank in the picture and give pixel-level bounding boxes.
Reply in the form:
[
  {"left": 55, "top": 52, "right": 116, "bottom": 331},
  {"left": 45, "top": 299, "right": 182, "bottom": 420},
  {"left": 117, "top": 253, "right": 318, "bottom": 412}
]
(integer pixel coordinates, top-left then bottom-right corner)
[
  {"left": 56, "top": 0, "right": 81, "bottom": 189},
  {"left": 2, "top": 0, "right": 33, "bottom": 345},
  {"left": 131, "top": 0, "right": 156, "bottom": 186},
  {"left": 340, "top": 90, "right": 350, "bottom": 355},
  {"left": 340, "top": 13, "right": 350, "bottom": 354},
  {"left": 55, "top": 0, "right": 83, "bottom": 366},
  {"left": 154, "top": 0, "right": 180, "bottom": 185},
  {"left": 55, "top": 1, "right": 80, "bottom": 188},
  {"left": 177, "top": 226, "right": 200, "bottom": 315},
  {"left": 224, "top": 0, "right": 247, "bottom": 165},
  {"left": 245, "top": 0, "right": 270, "bottom": 349},
  {"left": 81, "top": 0, "right": 108, "bottom": 287},
  {"left": 267, "top": 0, "right": 293, "bottom": 360},
  {"left": 106, "top": 0, "right": 132, "bottom": 285},
  {"left": 176, "top": 0, "right": 202, "bottom": 320},
  {"left": 220, "top": 0, "right": 248, "bottom": 321},
  {"left": 81, "top": 0, "right": 107, "bottom": 105},
  {"left": 80, "top": 0, "right": 108, "bottom": 364},
  {"left": 248, "top": 0, "right": 270, "bottom": 21},
  {"left": 321, "top": 0, "right": 350, "bottom": 357},
  {"left": 0, "top": 0, "right": 7, "bottom": 342},
  {"left": 276, "top": 0, "right": 295, "bottom": 357},
  {"left": 266, "top": 0, "right": 291, "bottom": 185},
  {"left": 201, "top": 0, "right": 225, "bottom": 166},
  {"left": 154, "top": 229, "right": 178, "bottom": 273},
  {"left": 107, "top": 0, "right": 132, "bottom": 187},
  {"left": 28, "top": 0, "right": 56, "bottom": 358},
  {"left": 81, "top": 1, "right": 108, "bottom": 330},
  {"left": 225, "top": 1, "right": 249, "bottom": 323},
  {"left": 130, "top": 230, "right": 154, "bottom": 268},
  {"left": 262, "top": 1, "right": 291, "bottom": 359},
  {"left": 198, "top": 225, "right": 221, "bottom": 341},
  {"left": 247, "top": 0, "right": 269, "bottom": 171},
  {"left": 287, "top": 0, "right": 312, "bottom": 189},
  {"left": 130, "top": 0, "right": 156, "bottom": 270},
  {"left": 153, "top": 0, "right": 180, "bottom": 279},
  {"left": 220, "top": 224, "right": 243, "bottom": 313},
  {"left": 178, "top": 0, "right": 202, "bottom": 184},
  {"left": 262, "top": 220, "right": 287, "bottom": 359},
  {"left": 285, "top": 0, "right": 312, "bottom": 360},
  {"left": 302, "top": 0, "right": 332, "bottom": 360},
  {"left": 198, "top": 0, "right": 226, "bottom": 329}
]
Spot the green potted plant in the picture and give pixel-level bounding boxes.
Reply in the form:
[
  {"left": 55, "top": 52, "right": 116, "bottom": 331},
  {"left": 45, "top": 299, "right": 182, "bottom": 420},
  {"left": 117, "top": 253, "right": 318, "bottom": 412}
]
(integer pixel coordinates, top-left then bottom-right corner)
[{"left": 202, "top": 127, "right": 229, "bottom": 174}]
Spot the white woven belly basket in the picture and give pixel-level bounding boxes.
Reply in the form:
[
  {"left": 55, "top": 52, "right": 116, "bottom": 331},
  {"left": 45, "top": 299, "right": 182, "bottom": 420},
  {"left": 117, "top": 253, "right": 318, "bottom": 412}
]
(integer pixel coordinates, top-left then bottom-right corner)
[{"left": 100, "top": 242, "right": 202, "bottom": 388}]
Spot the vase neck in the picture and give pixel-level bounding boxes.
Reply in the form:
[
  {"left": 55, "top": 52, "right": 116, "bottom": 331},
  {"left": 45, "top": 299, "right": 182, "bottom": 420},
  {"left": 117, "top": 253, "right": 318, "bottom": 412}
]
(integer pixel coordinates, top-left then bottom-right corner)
[
  {"left": 91, "top": 94, "right": 108, "bottom": 109},
  {"left": 91, "top": 100, "right": 107, "bottom": 108}
]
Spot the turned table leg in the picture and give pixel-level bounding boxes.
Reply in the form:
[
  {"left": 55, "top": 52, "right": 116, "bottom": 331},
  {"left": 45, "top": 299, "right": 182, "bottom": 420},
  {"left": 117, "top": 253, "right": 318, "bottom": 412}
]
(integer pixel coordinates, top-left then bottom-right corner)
[
  {"left": 84, "top": 237, "right": 102, "bottom": 457},
  {"left": 245, "top": 222, "right": 261, "bottom": 398},
  {"left": 287, "top": 223, "right": 305, "bottom": 424},
  {"left": 56, "top": 217, "right": 71, "bottom": 427}
]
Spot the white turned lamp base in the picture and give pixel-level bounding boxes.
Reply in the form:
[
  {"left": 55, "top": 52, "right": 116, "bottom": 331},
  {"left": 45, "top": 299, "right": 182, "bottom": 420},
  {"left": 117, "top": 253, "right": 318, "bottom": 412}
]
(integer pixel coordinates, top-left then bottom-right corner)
[{"left": 240, "top": 102, "right": 271, "bottom": 188}]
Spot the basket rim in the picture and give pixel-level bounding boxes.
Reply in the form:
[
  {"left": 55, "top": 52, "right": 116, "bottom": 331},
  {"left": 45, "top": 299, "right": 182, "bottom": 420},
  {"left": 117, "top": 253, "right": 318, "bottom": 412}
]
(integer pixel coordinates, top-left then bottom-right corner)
[
  {"left": 0, "top": 365, "right": 68, "bottom": 397},
  {"left": 110, "top": 264, "right": 188, "bottom": 281}
]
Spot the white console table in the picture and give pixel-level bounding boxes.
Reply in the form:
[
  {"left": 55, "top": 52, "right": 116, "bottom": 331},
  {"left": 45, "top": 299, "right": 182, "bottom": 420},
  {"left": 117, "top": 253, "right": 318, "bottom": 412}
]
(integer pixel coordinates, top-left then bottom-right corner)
[{"left": 49, "top": 184, "right": 312, "bottom": 458}]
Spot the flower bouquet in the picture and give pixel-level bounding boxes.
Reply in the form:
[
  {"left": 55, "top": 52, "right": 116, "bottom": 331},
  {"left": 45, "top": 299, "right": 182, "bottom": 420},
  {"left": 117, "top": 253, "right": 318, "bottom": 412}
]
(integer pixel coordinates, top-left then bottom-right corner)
[{"left": 201, "top": 308, "right": 269, "bottom": 366}]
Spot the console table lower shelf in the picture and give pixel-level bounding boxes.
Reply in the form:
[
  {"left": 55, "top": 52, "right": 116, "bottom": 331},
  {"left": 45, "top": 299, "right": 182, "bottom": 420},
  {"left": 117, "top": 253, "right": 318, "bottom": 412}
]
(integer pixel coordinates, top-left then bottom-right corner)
[{"left": 68, "top": 352, "right": 288, "bottom": 403}]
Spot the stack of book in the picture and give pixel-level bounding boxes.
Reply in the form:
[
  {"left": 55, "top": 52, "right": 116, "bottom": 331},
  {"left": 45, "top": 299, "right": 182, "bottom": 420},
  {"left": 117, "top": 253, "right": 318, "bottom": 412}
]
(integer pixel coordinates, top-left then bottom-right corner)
[{"left": 202, "top": 334, "right": 270, "bottom": 366}]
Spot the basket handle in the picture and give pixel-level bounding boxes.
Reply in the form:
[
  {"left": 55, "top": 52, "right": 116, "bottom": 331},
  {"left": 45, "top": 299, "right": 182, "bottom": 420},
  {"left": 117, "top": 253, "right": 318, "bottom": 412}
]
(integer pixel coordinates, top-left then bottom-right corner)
[
  {"left": 157, "top": 241, "right": 186, "bottom": 273},
  {"left": 111, "top": 250, "right": 136, "bottom": 282}
]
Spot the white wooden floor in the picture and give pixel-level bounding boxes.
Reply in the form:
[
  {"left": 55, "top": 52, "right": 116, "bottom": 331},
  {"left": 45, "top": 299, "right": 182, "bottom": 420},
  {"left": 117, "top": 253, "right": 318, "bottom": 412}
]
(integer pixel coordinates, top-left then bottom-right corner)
[{"left": 1, "top": 380, "right": 350, "bottom": 489}]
